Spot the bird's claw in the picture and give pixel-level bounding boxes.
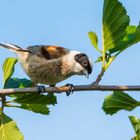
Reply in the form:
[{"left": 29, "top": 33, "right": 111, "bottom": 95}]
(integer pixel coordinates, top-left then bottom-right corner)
[
  {"left": 37, "top": 85, "right": 46, "bottom": 94},
  {"left": 65, "top": 84, "right": 74, "bottom": 96}
]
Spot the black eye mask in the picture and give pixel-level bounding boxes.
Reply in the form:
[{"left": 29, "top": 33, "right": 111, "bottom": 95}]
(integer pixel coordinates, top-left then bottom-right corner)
[{"left": 74, "top": 53, "right": 92, "bottom": 74}]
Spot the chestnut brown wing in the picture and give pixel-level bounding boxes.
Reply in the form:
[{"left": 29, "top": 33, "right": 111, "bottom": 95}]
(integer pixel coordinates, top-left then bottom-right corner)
[{"left": 27, "top": 45, "right": 69, "bottom": 59}]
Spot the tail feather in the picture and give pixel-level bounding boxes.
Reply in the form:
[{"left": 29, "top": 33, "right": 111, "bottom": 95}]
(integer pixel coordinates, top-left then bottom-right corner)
[
  {"left": 0, "top": 43, "right": 23, "bottom": 51},
  {"left": 0, "top": 43, "right": 30, "bottom": 53}
]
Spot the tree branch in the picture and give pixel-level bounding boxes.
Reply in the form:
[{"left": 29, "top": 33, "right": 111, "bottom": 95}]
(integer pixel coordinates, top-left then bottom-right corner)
[
  {"left": 92, "top": 68, "right": 105, "bottom": 85},
  {"left": 1, "top": 84, "right": 140, "bottom": 95},
  {"left": 1, "top": 96, "right": 6, "bottom": 111}
]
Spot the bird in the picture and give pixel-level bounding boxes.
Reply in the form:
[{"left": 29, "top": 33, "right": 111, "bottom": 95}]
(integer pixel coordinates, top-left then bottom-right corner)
[{"left": 0, "top": 43, "right": 93, "bottom": 93}]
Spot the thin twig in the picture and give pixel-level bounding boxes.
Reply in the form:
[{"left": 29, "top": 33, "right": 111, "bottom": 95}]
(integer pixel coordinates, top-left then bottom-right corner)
[
  {"left": 0, "top": 84, "right": 140, "bottom": 95},
  {"left": 92, "top": 68, "right": 105, "bottom": 85}
]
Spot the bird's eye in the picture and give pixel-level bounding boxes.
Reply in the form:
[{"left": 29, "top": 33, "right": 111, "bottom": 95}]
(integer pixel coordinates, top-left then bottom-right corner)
[{"left": 83, "top": 61, "right": 87, "bottom": 66}]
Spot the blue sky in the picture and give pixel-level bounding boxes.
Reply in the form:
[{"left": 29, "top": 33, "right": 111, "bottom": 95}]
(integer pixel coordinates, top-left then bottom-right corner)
[{"left": 0, "top": 0, "right": 140, "bottom": 139}]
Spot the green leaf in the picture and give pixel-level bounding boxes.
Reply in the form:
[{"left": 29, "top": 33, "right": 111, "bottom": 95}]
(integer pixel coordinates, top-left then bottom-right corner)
[
  {"left": 109, "top": 24, "right": 140, "bottom": 53},
  {"left": 129, "top": 116, "right": 140, "bottom": 140},
  {"left": 95, "top": 53, "right": 112, "bottom": 63},
  {"left": 95, "top": 56, "right": 103, "bottom": 63},
  {"left": 4, "top": 78, "right": 33, "bottom": 98},
  {"left": 4, "top": 77, "right": 57, "bottom": 115},
  {"left": 102, "top": 91, "right": 139, "bottom": 115},
  {"left": 16, "top": 104, "right": 50, "bottom": 115},
  {"left": 14, "top": 93, "right": 57, "bottom": 105},
  {"left": 5, "top": 78, "right": 57, "bottom": 105},
  {"left": 11, "top": 94, "right": 56, "bottom": 115},
  {"left": 135, "top": 23, "right": 140, "bottom": 43},
  {"left": 102, "top": 0, "right": 130, "bottom": 51},
  {"left": 4, "top": 78, "right": 32, "bottom": 89},
  {"left": 2, "top": 58, "right": 17, "bottom": 86},
  {"left": 88, "top": 31, "right": 101, "bottom": 53},
  {"left": 105, "top": 56, "right": 115, "bottom": 69},
  {"left": 0, "top": 113, "right": 23, "bottom": 140}
]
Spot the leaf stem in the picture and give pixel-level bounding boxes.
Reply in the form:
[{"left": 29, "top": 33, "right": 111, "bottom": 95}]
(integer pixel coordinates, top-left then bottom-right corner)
[
  {"left": 105, "top": 48, "right": 126, "bottom": 70},
  {"left": 102, "top": 27, "right": 106, "bottom": 68},
  {"left": 135, "top": 102, "right": 140, "bottom": 107},
  {"left": 105, "top": 56, "right": 116, "bottom": 70}
]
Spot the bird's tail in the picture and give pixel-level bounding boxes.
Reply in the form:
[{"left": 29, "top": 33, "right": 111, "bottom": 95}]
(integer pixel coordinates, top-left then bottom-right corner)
[{"left": 0, "top": 43, "right": 29, "bottom": 52}]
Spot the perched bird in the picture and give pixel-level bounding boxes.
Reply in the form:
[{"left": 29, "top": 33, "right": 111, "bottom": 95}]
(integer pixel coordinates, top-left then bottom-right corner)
[{"left": 0, "top": 43, "right": 93, "bottom": 91}]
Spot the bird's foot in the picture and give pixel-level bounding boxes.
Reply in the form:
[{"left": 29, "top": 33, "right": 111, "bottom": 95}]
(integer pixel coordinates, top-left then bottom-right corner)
[
  {"left": 37, "top": 85, "right": 46, "bottom": 94},
  {"left": 65, "top": 83, "right": 74, "bottom": 96}
]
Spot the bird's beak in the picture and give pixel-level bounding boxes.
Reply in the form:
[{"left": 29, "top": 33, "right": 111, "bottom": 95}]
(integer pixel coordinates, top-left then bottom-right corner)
[{"left": 84, "top": 70, "right": 89, "bottom": 79}]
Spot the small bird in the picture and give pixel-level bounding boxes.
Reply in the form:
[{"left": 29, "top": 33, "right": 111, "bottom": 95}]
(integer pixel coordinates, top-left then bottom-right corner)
[{"left": 0, "top": 43, "right": 93, "bottom": 92}]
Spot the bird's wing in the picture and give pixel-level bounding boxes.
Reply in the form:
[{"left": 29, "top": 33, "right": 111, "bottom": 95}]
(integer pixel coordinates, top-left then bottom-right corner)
[{"left": 27, "top": 45, "right": 69, "bottom": 59}]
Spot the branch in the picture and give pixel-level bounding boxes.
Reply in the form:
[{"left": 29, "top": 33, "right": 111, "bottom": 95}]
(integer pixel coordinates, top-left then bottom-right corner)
[
  {"left": 92, "top": 68, "right": 105, "bottom": 85},
  {"left": 1, "top": 95, "right": 6, "bottom": 111},
  {"left": 0, "top": 95, "right": 6, "bottom": 115},
  {"left": 1, "top": 84, "right": 140, "bottom": 95}
]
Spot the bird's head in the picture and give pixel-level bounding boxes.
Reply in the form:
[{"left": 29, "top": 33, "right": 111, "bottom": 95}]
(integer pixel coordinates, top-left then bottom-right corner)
[
  {"left": 63, "top": 51, "right": 93, "bottom": 78},
  {"left": 74, "top": 53, "right": 93, "bottom": 78}
]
